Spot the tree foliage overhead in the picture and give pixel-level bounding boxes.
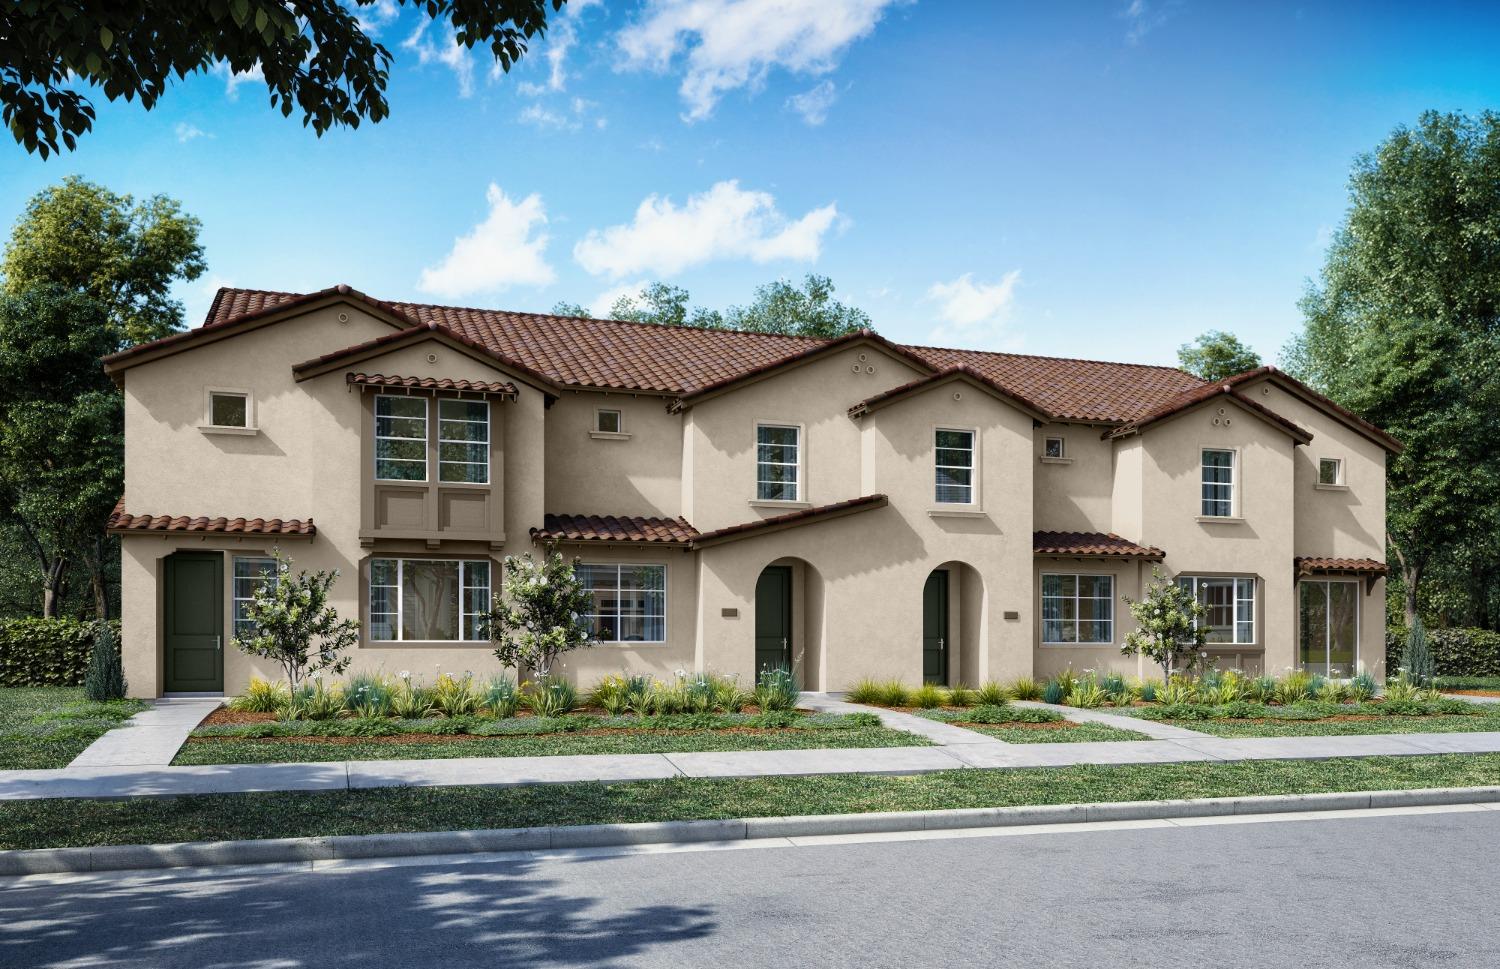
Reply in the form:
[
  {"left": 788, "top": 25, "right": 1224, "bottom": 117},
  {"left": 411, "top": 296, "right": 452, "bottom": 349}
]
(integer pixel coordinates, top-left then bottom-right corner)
[
  {"left": 1178, "top": 330, "right": 1262, "bottom": 382},
  {"left": 1, "top": 0, "right": 563, "bottom": 157},
  {"left": 1284, "top": 110, "right": 1500, "bottom": 628}
]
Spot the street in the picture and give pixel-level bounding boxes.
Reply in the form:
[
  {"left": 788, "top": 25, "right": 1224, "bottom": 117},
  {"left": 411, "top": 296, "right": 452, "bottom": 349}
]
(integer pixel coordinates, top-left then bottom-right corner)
[{"left": 3, "top": 806, "right": 1495, "bottom": 968}]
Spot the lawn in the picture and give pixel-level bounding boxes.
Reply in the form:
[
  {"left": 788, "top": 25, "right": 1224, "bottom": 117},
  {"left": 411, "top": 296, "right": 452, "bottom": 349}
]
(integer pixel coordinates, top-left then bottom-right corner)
[
  {"left": 1121, "top": 698, "right": 1500, "bottom": 739},
  {"left": 0, "top": 687, "right": 148, "bottom": 770},
  {"left": 916, "top": 708, "right": 1149, "bottom": 743},
  {"left": 5, "top": 753, "right": 1500, "bottom": 851},
  {"left": 1153, "top": 715, "right": 1500, "bottom": 739},
  {"left": 172, "top": 712, "right": 928, "bottom": 765}
]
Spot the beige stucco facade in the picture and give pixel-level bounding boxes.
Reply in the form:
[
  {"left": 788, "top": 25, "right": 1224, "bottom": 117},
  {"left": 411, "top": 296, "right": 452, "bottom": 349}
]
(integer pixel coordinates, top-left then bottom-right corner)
[{"left": 107, "top": 293, "right": 1394, "bottom": 697}]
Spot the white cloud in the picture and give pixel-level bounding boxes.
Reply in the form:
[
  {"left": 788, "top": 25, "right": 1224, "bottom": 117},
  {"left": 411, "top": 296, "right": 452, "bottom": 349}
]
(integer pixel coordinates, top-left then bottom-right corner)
[
  {"left": 588, "top": 280, "right": 650, "bottom": 317},
  {"left": 574, "top": 180, "right": 838, "bottom": 278},
  {"left": 417, "top": 184, "right": 556, "bottom": 297},
  {"left": 617, "top": 0, "right": 901, "bottom": 121},
  {"left": 174, "top": 122, "right": 208, "bottom": 143},
  {"left": 211, "top": 61, "right": 263, "bottom": 99},
  {"left": 926, "top": 271, "right": 1023, "bottom": 348},
  {"left": 504, "top": 0, "right": 603, "bottom": 89},
  {"left": 357, "top": 0, "right": 400, "bottom": 34},
  {"left": 404, "top": 21, "right": 475, "bottom": 97},
  {"left": 518, "top": 97, "right": 605, "bottom": 131},
  {"left": 785, "top": 79, "right": 838, "bottom": 125},
  {"left": 1122, "top": 0, "right": 1176, "bottom": 45}
]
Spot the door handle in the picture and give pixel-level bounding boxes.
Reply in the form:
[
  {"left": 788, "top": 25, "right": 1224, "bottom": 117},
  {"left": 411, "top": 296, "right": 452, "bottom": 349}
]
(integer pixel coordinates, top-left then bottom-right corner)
[
  {"left": 938, "top": 638, "right": 945, "bottom": 650},
  {"left": 215, "top": 636, "right": 222, "bottom": 652}
]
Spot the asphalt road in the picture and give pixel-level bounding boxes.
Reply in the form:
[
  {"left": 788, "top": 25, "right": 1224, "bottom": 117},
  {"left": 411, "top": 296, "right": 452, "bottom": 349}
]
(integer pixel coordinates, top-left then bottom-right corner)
[{"left": 3, "top": 808, "right": 1497, "bottom": 969}]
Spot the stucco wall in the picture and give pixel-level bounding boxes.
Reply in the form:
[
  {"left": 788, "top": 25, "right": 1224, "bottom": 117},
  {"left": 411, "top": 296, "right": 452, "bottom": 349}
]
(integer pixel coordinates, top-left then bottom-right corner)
[
  {"left": 1034, "top": 422, "right": 1115, "bottom": 533},
  {"left": 545, "top": 391, "right": 683, "bottom": 518}
]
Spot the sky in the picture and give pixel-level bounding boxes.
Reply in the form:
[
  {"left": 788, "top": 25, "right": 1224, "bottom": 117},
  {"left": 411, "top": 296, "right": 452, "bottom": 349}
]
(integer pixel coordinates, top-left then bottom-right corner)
[{"left": 4, "top": 0, "right": 1500, "bottom": 367}]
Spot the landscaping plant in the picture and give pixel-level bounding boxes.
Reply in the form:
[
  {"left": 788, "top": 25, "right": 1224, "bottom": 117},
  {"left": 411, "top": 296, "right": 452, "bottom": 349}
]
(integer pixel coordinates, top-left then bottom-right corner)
[
  {"left": 232, "top": 551, "right": 359, "bottom": 691},
  {"left": 1120, "top": 566, "right": 1210, "bottom": 679},
  {"left": 1403, "top": 616, "right": 1435, "bottom": 687},
  {"left": 430, "top": 674, "right": 482, "bottom": 718},
  {"left": 82, "top": 621, "right": 125, "bottom": 701},
  {"left": 390, "top": 677, "right": 434, "bottom": 719},
  {"left": 279, "top": 677, "right": 344, "bottom": 721},
  {"left": 526, "top": 677, "right": 579, "bottom": 717},
  {"left": 487, "top": 548, "right": 595, "bottom": 679},
  {"left": 229, "top": 677, "right": 290, "bottom": 713},
  {"left": 946, "top": 683, "right": 977, "bottom": 707},
  {"left": 910, "top": 683, "right": 946, "bottom": 709},
  {"left": 1007, "top": 676, "right": 1042, "bottom": 701},
  {"left": 755, "top": 667, "right": 799, "bottom": 712}
]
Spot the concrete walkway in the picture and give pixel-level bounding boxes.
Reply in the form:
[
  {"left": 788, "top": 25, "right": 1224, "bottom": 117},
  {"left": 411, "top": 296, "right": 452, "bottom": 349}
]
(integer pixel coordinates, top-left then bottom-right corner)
[
  {"left": 1009, "top": 701, "right": 1211, "bottom": 740},
  {"left": 68, "top": 699, "right": 222, "bottom": 769},
  {"left": 797, "top": 694, "right": 1009, "bottom": 746}
]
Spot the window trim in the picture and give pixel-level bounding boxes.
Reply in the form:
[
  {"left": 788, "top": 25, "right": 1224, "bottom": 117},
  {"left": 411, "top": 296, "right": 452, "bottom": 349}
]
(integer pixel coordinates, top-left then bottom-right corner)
[
  {"left": 1316, "top": 457, "right": 1346, "bottom": 489},
  {"left": 366, "top": 556, "right": 493, "bottom": 643},
  {"left": 200, "top": 386, "right": 257, "bottom": 435},
  {"left": 934, "top": 425, "right": 979, "bottom": 507},
  {"left": 578, "top": 561, "right": 668, "bottom": 645},
  {"left": 437, "top": 397, "right": 490, "bottom": 485},
  {"left": 1200, "top": 447, "right": 1237, "bottom": 518},
  {"left": 374, "top": 394, "right": 430, "bottom": 483},
  {"left": 1176, "top": 574, "right": 1258, "bottom": 646},
  {"left": 231, "top": 555, "right": 278, "bottom": 642},
  {"left": 1298, "top": 578, "right": 1361, "bottom": 677},
  {"left": 1039, "top": 571, "right": 1115, "bottom": 646},
  {"left": 1044, "top": 436, "right": 1065, "bottom": 459},
  {"left": 754, "top": 421, "right": 804, "bottom": 503}
]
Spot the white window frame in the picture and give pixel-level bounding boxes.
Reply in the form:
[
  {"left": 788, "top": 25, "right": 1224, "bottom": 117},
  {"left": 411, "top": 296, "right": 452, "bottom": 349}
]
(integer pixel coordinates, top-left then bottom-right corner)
[
  {"left": 1177, "top": 575, "right": 1257, "bottom": 645},
  {"left": 755, "top": 422, "right": 803, "bottom": 502},
  {"left": 578, "top": 562, "right": 668, "bottom": 644},
  {"left": 934, "top": 426, "right": 977, "bottom": 505},
  {"left": 201, "top": 386, "right": 256, "bottom": 434},
  {"left": 437, "top": 398, "right": 490, "bottom": 485},
  {"left": 1200, "top": 448, "right": 1237, "bottom": 517},
  {"left": 374, "top": 395, "right": 429, "bottom": 483},
  {"left": 1040, "top": 572, "right": 1114, "bottom": 645},
  {"left": 1298, "top": 578, "right": 1361, "bottom": 677},
  {"left": 1317, "top": 457, "right": 1344, "bottom": 487},
  {"left": 1044, "top": 436, "right": 1065, "bottom": 459},
  {"left": 367, "top": 557, "right": 492, "bottom": 643},
  {"left": 231, "top": 556, "right": 278, "bottom": 642},
  {"left": 595, "top": 408, "right": 622, "bottom": 434}
]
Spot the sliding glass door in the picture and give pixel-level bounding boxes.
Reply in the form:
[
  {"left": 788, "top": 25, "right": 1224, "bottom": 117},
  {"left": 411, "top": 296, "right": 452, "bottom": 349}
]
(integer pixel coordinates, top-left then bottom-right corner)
[{"left": 1299, "top": 580, "right": 1358, "bottom": 677}]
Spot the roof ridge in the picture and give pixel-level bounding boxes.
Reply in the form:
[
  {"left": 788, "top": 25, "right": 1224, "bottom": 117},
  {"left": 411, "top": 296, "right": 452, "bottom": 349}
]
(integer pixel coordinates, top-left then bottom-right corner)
[{"left": 905, "top": 340, "right": 1206, "bottom": 377}]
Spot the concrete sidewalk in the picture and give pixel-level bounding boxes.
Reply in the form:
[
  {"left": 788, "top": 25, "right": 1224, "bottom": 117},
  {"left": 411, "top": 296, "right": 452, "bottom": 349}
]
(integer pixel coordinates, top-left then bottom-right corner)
[{"left": 68, "top": 699, "right": 222, "bottom": 768}]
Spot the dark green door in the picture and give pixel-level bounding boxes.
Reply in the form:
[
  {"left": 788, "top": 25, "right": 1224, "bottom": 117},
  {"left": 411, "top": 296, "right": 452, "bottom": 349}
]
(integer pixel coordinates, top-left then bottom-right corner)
[
  {"left": 923, "top": 570, "right": 949, "bottom": 684},
  {"left": 164, "top": 552, "right": 224, "bottom": 693},
  {"left": 754, "top": 566, "right": 793, "bottom": 675}
]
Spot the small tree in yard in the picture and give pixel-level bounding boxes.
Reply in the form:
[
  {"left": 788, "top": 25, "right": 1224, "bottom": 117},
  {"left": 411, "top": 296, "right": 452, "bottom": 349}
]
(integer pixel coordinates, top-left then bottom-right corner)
[
  {"left": 1402, "top": 615, "right": 1435, "bottom": 686},
  {"left": 489, "top": 548, "right": 594, "bottom": 679},
  {"left": 233, "top": 551, "right": 359, "bottom": 690},
  {"left": 1121, "top": 567, "right": 1210, "bottom": 680},
  {"left": 83, "top": 621, "right": 125, "bottom": 701}
]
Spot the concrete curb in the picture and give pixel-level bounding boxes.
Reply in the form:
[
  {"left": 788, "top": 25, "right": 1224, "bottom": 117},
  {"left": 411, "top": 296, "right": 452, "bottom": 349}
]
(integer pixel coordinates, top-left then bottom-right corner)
[{"left": 6, "top": 784, "right": 1500, "bottom": 877}]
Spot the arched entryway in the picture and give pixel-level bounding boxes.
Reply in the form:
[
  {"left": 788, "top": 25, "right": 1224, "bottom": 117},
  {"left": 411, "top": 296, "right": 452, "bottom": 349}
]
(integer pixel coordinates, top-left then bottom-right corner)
[
  {"left": 754, "top": 558, "right": 824, "bottom": 689},
  {"left": 922, "top": 562, "right": 986, "bottom": 685}
]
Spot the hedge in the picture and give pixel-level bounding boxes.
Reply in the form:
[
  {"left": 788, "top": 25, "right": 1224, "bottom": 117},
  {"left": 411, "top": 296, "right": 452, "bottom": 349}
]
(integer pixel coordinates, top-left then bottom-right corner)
[
  {"left": 1386, "top": 625, "right": 1500, "bottom": 678},
  {"left": 0, "top": 619, "right": 121, "bottom": 687}
]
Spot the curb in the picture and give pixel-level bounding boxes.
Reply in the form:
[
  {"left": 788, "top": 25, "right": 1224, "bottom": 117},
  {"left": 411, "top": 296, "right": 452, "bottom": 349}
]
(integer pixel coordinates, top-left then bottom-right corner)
[{"left": 5, "top": 785, "right": 1499, "bottom": 876}]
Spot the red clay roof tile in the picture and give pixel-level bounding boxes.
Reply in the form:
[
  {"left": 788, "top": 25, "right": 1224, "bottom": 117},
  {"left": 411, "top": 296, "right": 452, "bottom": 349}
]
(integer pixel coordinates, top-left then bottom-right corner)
[
  {"left": 346, "top": 373, "right": 517, "bottom": 396},
  {"left": 107, "top": 499, "right": 315, "bottom": 537},
  {"left": 1034, "top": 530, "right": 1165, "bottom": 560},
  {"left": 1295, "top": 556, "right": 1389, "bottom": 576},
  {"left": 531, "top": 513, "right": 699, "bottom": 545}
]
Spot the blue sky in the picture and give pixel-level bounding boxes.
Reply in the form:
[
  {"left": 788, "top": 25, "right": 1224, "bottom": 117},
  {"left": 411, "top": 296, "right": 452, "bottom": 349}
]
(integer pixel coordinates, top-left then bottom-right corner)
[{"left": 3, "top": 0, "right": 1499, "bottom": 366}]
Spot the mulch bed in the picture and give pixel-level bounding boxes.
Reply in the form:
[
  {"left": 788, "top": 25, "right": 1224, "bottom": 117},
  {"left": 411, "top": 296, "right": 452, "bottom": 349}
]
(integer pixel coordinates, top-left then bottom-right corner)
[{"left": 1449, "top": 690, "right": 1500, "bottom": 698}]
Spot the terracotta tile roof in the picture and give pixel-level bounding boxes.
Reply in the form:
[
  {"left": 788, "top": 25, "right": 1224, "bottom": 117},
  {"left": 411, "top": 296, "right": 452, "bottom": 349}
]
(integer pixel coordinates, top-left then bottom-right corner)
[
  {"left": 292, "top": 320, "right": 562, "bottom": 394},
  {"left": 107, "top": 499, "right": 315, "bottom": 537},
  {"left": 1034, "top": 530, "right": 1165, "bottom": 560},
  {"left": 847, "top": 365, "right": 1050, "bottom": 421},
  {"left": 346, "top": 373, "right": 517, "bottom": 397},
  {"left": 532, "top": 513, "right": 699, "bottom": 546},
  {"left": 1216, "top": 366, "right": 1403, "bottom": 453},
  {"left": 692, "top": 494, "right": 889, "bottom": 548},
  {"left": 1295, "top": 556, "right": 1389, "bottom": 576},
  {"left": 1105, "top": 380, "right": 1314, "bottom": 445}
]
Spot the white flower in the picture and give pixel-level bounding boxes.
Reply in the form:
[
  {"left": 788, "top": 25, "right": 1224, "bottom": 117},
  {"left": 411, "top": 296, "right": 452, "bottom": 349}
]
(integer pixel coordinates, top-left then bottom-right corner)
[{"left": 399, "top": 670, "right": 411, "bottom": 680}]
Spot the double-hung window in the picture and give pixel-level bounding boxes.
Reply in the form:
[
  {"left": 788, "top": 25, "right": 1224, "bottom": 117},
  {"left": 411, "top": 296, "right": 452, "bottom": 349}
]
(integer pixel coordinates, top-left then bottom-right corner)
[
  {"left": 1176, "top": 575, "right": 1256, "bottom": 645},
  {"left": 375, "top": 396, "right": 428, "bottom": 481},
  {"left": 1041, "top": 574, "right": 1113, "bottom": 644},
  {"left": 368, "top": 558, "right": 491, "bottom": 642},
  {"left": 756, "top": 424, "right": 800, "bottom": 501},
  {"left": 438, "top": 399, "right": 489, "bottom": 483},
  {"left": 577, "top": 564, "right": 666, "bottom": 643},
  {"left": 935, "top": 429, "right": 975, "bottom": 504},
  {"left": 1201, "top": 448, "right": 1235, "bottom": 517},
  {"left": 232, "top": 556, "right": 278, "bottom": 642}
]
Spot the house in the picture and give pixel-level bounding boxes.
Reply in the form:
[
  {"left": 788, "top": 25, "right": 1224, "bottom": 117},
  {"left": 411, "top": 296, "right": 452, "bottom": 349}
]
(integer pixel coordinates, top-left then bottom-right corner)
[{"left": 101, "top": 284, "right": 1399, "bottom": 698}]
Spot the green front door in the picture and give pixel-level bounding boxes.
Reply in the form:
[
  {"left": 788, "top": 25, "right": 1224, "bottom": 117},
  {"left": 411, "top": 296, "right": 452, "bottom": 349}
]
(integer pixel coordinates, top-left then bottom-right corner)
[
  {"left": 164, "top": 552, "right": 224, "bottom": 693},
  {"left": 923, "top": 570, "right": 949, "bottom": 684},
  {"left": 754, "top": 566, "right": 793, "bottom": 676}
]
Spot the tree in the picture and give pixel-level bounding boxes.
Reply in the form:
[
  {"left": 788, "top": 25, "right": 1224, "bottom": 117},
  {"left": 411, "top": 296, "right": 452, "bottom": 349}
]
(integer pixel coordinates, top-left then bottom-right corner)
[
  {"left": 2, "top": 1, "right": 563, "bottom": 157},
  {"left": 1120, "top": 567, "right": 1210, "bottom": 680},
  {"left": 1177, "top": 330, "right": 1262, "bottom": 382},
  {"left": 1283, "top": 111, "right": 1500, "bottom": 630},
  {"left": 84, "top": 621, "right": 126, "bottom": 701},
  {"left": 488, "top": 548, "right": 594, "bottom": 678},
  {"left": 725, "top": 274, "right": 870, "bottom": 338},
  {"left": 232, "top": 552, "right": 359, "bottom": 690}
]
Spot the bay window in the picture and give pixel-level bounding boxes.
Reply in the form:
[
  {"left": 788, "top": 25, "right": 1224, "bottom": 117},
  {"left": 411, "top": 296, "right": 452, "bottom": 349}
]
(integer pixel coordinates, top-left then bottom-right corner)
[
  {"left": 375, "top": 396, "right": 428, "bottom": 481},
  {"left": 438, "top": 399, "right": 489, "bottom": 483}
]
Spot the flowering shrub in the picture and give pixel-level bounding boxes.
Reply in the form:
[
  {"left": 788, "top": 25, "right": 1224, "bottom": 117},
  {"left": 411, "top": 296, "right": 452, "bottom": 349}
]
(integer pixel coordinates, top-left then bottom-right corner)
[{"left": 487, "top": 549, "right": 595, "bottom": 678}]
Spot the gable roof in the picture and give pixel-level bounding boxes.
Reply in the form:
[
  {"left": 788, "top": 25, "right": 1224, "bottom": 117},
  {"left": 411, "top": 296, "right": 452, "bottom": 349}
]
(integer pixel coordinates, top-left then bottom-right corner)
[
  {"left": 290, "top": 321, "right": 561, "bottom": 395},
  {"left": 1216, "top": 366, "right": 1403, "bottom": 454},
  {"left": 1105, "top": 380, "right": 1315, "bottom": 446},
  {"left": 847, "top": 366, "right": 1051, "bottom": 422}
]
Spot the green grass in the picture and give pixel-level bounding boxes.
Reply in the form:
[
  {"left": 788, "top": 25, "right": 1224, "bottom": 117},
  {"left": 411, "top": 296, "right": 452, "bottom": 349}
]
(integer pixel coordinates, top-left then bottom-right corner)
[
  {"left": 955, "top": 722, "right": 1152, "bottom": 743},
  {"left": 0, "top": 687, "right": 147, "bottom": 770},
  {"left": 5, "top": 754, "right": 1500, "bottom": 851},
  {"left": 1161, "top": 715, "right": 1500, "bottom": 738},
  {"left": 1437, "top": 676, "right": 1500, "bottom": 691}
]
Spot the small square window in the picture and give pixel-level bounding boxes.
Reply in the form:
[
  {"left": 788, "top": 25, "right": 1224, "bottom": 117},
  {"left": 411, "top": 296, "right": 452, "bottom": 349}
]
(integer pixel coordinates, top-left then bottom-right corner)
[
  {"left": 596, "top": 409, "right": 622, "bottom": 434},
  {"left": 1318, "top": 458, "right": 1343, "bottom": 486},
  {"left": 1044, "top": 437, "right": 1065, "bottom": 459},
  {"left": 209, "top": 392, "right": 248, "bottom": 428}
]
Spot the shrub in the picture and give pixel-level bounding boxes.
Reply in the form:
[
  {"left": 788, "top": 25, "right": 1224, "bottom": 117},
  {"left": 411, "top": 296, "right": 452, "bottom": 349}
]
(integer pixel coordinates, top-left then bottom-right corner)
[
  {"left": 1040, "top": 679, "right": 1065, "bottom": 704},
  {"left": 481, "top": 675, "right": 521, "bottom": 718},
  {"left": 945, "top": 684, "right": 977, "bottom": 707},
  {"left": 488, "top": 549, "right": 594, "bottom": 678},
  {"left": 1316, "top": 678, "right": 1350, "bottom": 704},
  {"left": 1247, "top": 675, "right": 1278, "bottom": 703},
  {"left": 1053, "top": 668, "right": 1079, "bottom": 695},
  {"left": 907, "top": 683, "right": 944, "bottom": 709},
  {"left": 343, "top": 672, "right": 394, "bottom": 718},
  {"left": 279, "top": 678, "right": 343, "bottom": 720},
  {"left": 712, "top": 677, "right": 753, "bottom": 713},
  {"left": 1384, "top": 676, "right": 1422, "bottom": 702},
  {"left": 846, "top": 678, "right": 885, "bottom": 704},
  {"left": 1064, "top": 682, "right": 1106, "bottom": 709},
  {"left": 1099, "top": 673, "right": 1127, "bottom": 699},
  {"left": 0, "top": 618, "right": 118, "bottom": 686},
  {"left": 1136, "top": 678, "right": 1161, "bottom": 703},
  {"left": 872, "top": 679, "right": 910, "bottom": 707},
  {"left": 230, "top": 677, "right": 290, "bottom": 713},
  {"left": 1348, "top": 671, "right": 1378, "bottom": 702},
  {"left": 624, "top": 676, "right": 655, "bottom": 716},
  {"left": 1006, "top": 676, "right": 1042, "bottom": 701},
  {"left": 83, "top": 622, "right": 127, "bottom": 701},
  {"left": 1157, "top": 677, "right": 1196, "bottom": 706},
  {"left": 1274, "top": 670, "right": 1315, "bottom": 705},
  {"left": 525, "top": 677, "right": 579, "bottom": 717},
  {"left": 233, "top": 551, "right": 359, "bottom": 690},
  {"left": 430, "top": 674, "right": 481, "bottom": 718},
  {"left": 588, "top": 674, "right": 630, "bottom": 715},
  {"left": 755, "top": 667, "right": 800, "bottom": 712},
  {"left": 1403, "top": 617, "right": 1435, "bottom": 686},
  {"left": 390, "top": 680, "right": 433, "bottom": 719}
]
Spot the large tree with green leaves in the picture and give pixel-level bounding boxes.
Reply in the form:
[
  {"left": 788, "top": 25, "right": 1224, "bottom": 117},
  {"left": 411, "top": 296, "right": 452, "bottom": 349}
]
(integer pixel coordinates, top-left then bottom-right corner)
[
  {"left": 1284, "top": 110, "right": 1500, "bottom": 629},
  {"left": 2, "top": 1, "right": 563, "bottom": 157},
  {"left": 552, "top": 275, "right": 872, "bottom": 338},
  {"left": 1178, "top": 330, "right": 1262, "bottom": 382}
]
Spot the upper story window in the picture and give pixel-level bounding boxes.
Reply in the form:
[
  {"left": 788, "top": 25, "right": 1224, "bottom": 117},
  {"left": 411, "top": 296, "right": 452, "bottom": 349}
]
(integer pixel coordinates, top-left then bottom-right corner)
[
  {"left": 577, "top": 563, "right": 666, "bottom": 643},
  {"left": 756, "top": 424, "right": 800, "bottom": 501},
  {"left": 209, "top": 391, "right": 249, "bottom": 428},
  {"left": 1044, "top": 436, "right": 1065, "bottom": 459},
  {"left": 368, "top": 557, "right": 491, "bottom": 642},
  {"left": 231, "top": 556, "right": 278, "bottom": 642},
  {"left": 1041, "top": 573, "right": 1113, "bottom": 644},
  {"left": 595, "top": 409, "right": 622, "bottom": 434},
  {"left": 1200, "top": 448, "right": 1236, "bottom": 517},
  {"left": 375, "top": 396, "right": 428, "bottom": 481},
  {"left": 438, "top": 399, "right": 489, "bottom": 484},
  {"left": 935, "top": 428, "right": 975, "bottom": 504},
  {"left": 1177, "top": 575, "right": 1256, "bottom": 645},
  {"left": 1318, "top": 457, "right": 1344, "bottom": 486}
]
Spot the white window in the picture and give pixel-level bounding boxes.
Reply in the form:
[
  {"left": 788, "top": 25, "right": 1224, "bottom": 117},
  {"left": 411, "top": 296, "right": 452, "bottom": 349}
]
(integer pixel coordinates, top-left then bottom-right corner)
[
  {"left": 1044, "top": 436, "right": 1065, "bottom": 459},
  {"left": 595, "top": 409, "right": 622, "bottom": 434},
  {"left": 208, "top": 391, "right": 250, "bottom": 428},
  {"left": 1041, "top": 574, "right": 1113, "bottom": 644},
  {"left": 1201, "top": 448, "right": 1235, "bottom": 517},
  {"left": 1176, "top": 575, "right": 1256, "bottom": 645},
  {"left": 232, "top": 556, "right": 278, "bottom": 642},
  {"left": 756, "top": 424, "right": 800, "bottom": 501},
  {"left": 1299, "top": 580, "right": 1358, "bottom": 677},
  {"left": 1318, "top": 458, "right": 1343, "bottom": 486},
  {"left": 935, "top": 428, "right": 975, "bottom": 504},
  {"left": 368, "top": 558, "right": 491, "bottom": 642},
  {"left": 438, "top": 399, "right": 489, "bottom": 484},
  {"left": 375, "top": 396, "right": 428, "bottom": 481},
  {"left": 578, "top": 563, "right": 666, "bottom": 643}
]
